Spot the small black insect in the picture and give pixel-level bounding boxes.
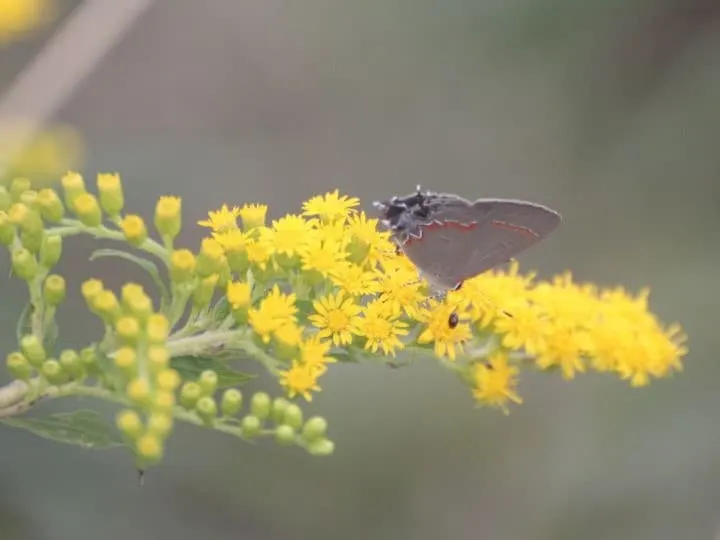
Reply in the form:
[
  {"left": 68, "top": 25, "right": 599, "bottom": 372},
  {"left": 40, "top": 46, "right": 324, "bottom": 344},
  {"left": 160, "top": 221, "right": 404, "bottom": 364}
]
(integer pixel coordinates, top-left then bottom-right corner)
[{"left": 448, "top": 312, "right": 459, "bottom": 329}]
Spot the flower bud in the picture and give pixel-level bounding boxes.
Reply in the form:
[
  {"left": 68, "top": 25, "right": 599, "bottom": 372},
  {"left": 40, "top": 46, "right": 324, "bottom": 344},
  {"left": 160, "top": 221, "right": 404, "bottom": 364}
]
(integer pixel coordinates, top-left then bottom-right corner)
[
  {"left": 146, "top": 314, "right": 170, "bottom": 344},
  {"left": 221, "top": 388, "right": 242, "bottom": 417},
  {"left": 136, "top": 434, "right": 163, "bottom": 464},
  {"left": 271, "top": 397, "right": 290, "bottom": 424},
  {"left": 6, "top": 351, "right": 32, "bottom": 380},
  {"left": 120, "top": 215, "right": 148, "bottom": 247},
  {"left": 192, "top": 274, "right": 219, "bottom": 309},
  {"left": 79, "top": 347, "right": 98, "bottom": 372},
  {"left": 20, "top": 229, "right": 43, "bottom": 254},
  {"left": 127, "top": 377, "right": 151, "bottom": 405},
  {"left": 196, "top": 238, "right": 226, "bottom": 277},
  {"left": 41, "top": 359, "right": 68, "bottom": 385},
  {"left": 154, "top": 196, "right": 182, "bottom": 241},
  {"left": 147, "top": 345, "right": 169, "bottom": 374},
  {"left": 93, "top": 290, "right": 121, "bottom": 323},
  {"left": 116, "top": 409, "right": 143, "bottom": 440},
  {"left": 20, "top": 190, "right": 38, "bottom": 208},
  {"left": 81, "top": 279, "right": 104, "bottom": 307},
  {"left": 198, "top": 370, "right": 218, "bottom": 396},
  {"left": 43, "top": 274, "right": 66, "bottom": 306},
  {"left": 114, "top": 347, "right": 137, "bottom": 376},
  {"left": 115, "top": 316, "right": 141, "bottom": 345},
  {"left": 241, "top": 414, "right": 261, "bottom": 438},
  {"left": 61, "top": 171, "right": 86, "bottom": 209},
  {"left": 39, "top": 234, "right": 62, "bottom": 268},
  {"left": 59, "top": 349, "right": 84, "bottom": 380},
  {"left": 10, "top": 178, "right": 31, "bottom": 202},
  {"left": 97, "top": 173, "right": 124, "bottom": 216},
  {"left": 273, "top": 323, "right": 302, "bottom": 361},
  {"left": 275, "top": 424, "right": 296, "bottom": 446},
  {"left": 195, "top": 396, "right": 217, "bottom": 424},
  {"left": 170, "top": 249, "right": 196, "bottom": 283},
  {"left": 0, "top": 212, "right": 16, "bottom": 246},
  {"left": 283, "top": 403, "right": 303, "bottom": 429},
  {"left": 306, "top": 438, "right": 335, "bottom": 456},
  {"left": 122, "top": 288, "right": 153, "bottom": 320},
  {"left": 0, "top": 186, "right": 11, "bottom": 211},
  {"left": 72, "top": 193, "right": 102, "bottom": 227},
  {"left": 147, "top": 412, "right": 173, "bottom": 439},
  {"left": 153, "top": 391, "right": 175, "bottom": 414},
  {"left": 37, "top": 188, "right": 65, "bottom": 222},
  {"left": 180, "top": 382, "right": 202, "bottom": 409},
  {"left": 156, "top": 369, "right": 180, "bottom": 392},
  {"left": 8, "top": 203, "right": 43, "bottom": 234},
  {"left": 250, "top": 392, "right": 271, "bottom": 420},
  {"left": 239, "top": 203, "right": 267, "bottom": 230},
  {"left": 301, "top": 417, "right": 328, "bottom": 443},
  {"left": 20, "top": 334, "right": 46, "bottom": 366},
  {"left": 11, "top": 247, "right": 38, "bottom": 280}
]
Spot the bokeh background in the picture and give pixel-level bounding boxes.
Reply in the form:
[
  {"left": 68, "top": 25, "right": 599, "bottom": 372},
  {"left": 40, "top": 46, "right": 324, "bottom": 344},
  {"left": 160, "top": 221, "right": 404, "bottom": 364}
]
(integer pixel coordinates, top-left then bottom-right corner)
[{"left": 1, "top": 1, "right": 718, "bottom": 539}]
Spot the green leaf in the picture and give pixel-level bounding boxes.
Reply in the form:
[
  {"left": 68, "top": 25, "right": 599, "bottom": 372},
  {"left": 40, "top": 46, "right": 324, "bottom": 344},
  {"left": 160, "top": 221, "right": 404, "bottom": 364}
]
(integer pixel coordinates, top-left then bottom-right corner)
[
  {"left": 171, "top": 356, "right": 255, "bottom": 388},
  {"left": 1, "top": 410, "right": 124, "bottom": 449},
  {"left": 89, "top": 248, "right": 170, "bottom": 309}
]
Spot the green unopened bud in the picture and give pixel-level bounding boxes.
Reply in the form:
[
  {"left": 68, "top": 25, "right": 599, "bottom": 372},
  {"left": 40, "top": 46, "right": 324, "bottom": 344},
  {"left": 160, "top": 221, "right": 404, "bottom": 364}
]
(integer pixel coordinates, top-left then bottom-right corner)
[
  {"left": 241, "top": 414, "right": 261, "bottom": 438},
  {"left": 20, "top": 229, "right": 43, "bottom": 254},
  {"left": 11, "top": 248, "right": 38, "bottom": 280},
  {"left": 196, "top": 238, "right": 226, "bottom": 277},
  {"left": 192, "top": 274, "right": 219, "bottom": 309},
  {"left": 59, "top": 349, "right": 84, "bottom": 380},
  {"left": 43, "top": 274, "right": 65, "bottom": 306},
  {"left": 39, "top": 234, "right": 62, "bottom": 268},
  {"left": 6, "top": 351, "right": 32, "bottom": 380},
  {"left": 250, "top": 392, "right": 271, "bottom": 420},
  {"left": 127, "top": 377, "right": 151, "bottom": 405},
  {"left": 116, "top": 409, "right": 143, "bottom": 440},
  {"left": 283, "top": 403, "right": 303, "bottom": 429},
  {"left": 195, "top": 396, "right": 217, "bottom": 424},
  {"left": 93, "top": 290, "right": 121, "bottom": 323},
  {"left": 301, "top": 417, "right": 328, "bottom": 443},
  {"left": 198, "top": 370, "right": 218, "bottom": 396},
  {"left": 41, "top": 359, "right": 68, "bottom": 385},
  {"left": 37, "top": 188, "right": 65, "bottom": 222},
  {"left": 8, "top": 203, "right": 43, "bottom": 234},
  {"left": 0, "top": 186, "right": 11, "bottom": 211},
  {"left": 136, "top": 434, "right": 163, "bottom": 464},
  {"left": 97, "top": 173, "right": 124, "bottom": 216},
  {"left": 180, "top": 382, "right": 202, "bottom": 409},
  {"left": 72, "top": 193, "right": 102, "bottom": 227},
  {"left": 154, "top": 196, "right": 182, "bottom": 241},
  {"left": 147, "top": 412, "right": 173, "bottom": 439},
  {"left": 115, "top": 316, "right": 141, "bottom": 345},
  {"left": 114, "top": 347, "right": 137, "bottom": 376},
  {"left": 79, "top": 347, "right": 98, "bottom": 374},
  {"left": 0, "top": 212, "right": 15, "bottom": 245},
  {"left": 146, "top": 314, "right": 170, "bottom": 344},
  {"left": 20, "top": 334, "right": 46, "bottom": 366},
  {"left": 306, "top": 438, "right": 335, "bottom": 456},
  {"left": 119, "top": 214, "right": 147, "bottom": 247},
  {"left": 10, "top": 178, "right": 31, "bottom": 202},
  {"left": 61, "top": 171, "right": 86, "bottom": 209},
  {"left": 20, "top": 190, "right": 38, "bottom": 208},
  {"left": 169, "top": 249, "right": 196, "bottom": 283},
  {"left": 147, "top": 345, "right": 169, "bottom": 374},
  {"left": 221, "top": 388, "right": 243, "bottom": 417},
  {"left": 275, "top": 424, "right": 296, "bottom": 446},
  {"left": 271, "top": 397, "right": 290, "bottom": 424}
]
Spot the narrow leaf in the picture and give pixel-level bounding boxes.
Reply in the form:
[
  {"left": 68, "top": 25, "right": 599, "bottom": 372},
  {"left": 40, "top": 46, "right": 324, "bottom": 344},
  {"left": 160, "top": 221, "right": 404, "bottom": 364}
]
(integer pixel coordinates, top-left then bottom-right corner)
[
  {"left": 1, "top": 410, "right": 124, "bottom": 449},
  {"left": 89, "top": 248, "right": 170, "bottom": 308},
  {"left": 171, "top": 356, "right": 255, "bottom": 387}
]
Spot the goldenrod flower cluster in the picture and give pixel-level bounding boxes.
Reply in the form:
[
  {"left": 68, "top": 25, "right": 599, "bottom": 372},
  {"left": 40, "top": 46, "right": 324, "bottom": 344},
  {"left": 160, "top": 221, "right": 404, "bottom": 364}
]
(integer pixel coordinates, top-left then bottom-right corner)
[
  {"left": 0, "top": 172, "right": 687, "bottom": 469},
  {"left": 0, "top": 0, "right": 54, "bottom": 44}
]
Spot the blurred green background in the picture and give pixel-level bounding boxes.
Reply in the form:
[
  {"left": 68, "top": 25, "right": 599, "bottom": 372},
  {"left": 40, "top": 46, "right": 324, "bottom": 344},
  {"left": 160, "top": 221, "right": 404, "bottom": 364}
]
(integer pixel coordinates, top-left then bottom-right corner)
[{"left": 1, "top": 1, "right": 718, "bottom": 539}]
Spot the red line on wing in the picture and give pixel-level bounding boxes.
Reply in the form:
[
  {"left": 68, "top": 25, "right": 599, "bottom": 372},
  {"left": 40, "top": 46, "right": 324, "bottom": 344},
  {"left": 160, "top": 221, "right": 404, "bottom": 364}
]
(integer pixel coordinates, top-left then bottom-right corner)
[
  {"left": 404, "top": 221, "right": 479, "bottom": 246},
  {"left": 490, "top": 220, "right": 539, "bottom": 238}
]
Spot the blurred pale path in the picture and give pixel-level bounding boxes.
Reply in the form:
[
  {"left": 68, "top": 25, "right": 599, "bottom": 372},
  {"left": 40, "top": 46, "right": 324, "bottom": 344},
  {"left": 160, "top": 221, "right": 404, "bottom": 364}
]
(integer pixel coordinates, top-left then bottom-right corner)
[{"left": 1, "top": 1, "right": 718, "bottom": 539}]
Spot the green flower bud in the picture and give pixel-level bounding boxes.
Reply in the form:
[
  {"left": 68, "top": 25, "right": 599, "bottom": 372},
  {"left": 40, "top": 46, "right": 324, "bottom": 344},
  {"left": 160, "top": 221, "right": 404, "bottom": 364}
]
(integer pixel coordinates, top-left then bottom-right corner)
[
  {"left": 20, "top": 229, "right": 43, "bottom": 254},
  {"left": 116, "top": 409, "right": 143, "bottom": 440},
  {"left": 127, "top": 377, "right": 151, "bottom": 406},
  {"left": 136, "top": 434, "right": 163, "bottom": 464},
  {"left": 11, "top": 247, "right": 38, "bottom": 280},
  {"left": 97, "top": 173, "right": 124, "bottom": 216},
  {"left": 147, "top": 412, "right": 173, "bottom": 439},
  {"left": 241, "top": 414, "right": 261, "bottom": 438},
  {"left": 114, "top": 347, "right": 137, "bottom": 376},
  {"left": 198, "top": 370, "right": 218, "bottom": 396},
  {"left": 20, "top": 190, "right": 38, "bottom": 208},
  {"left": 60, "top": 171, "right": 86, "bottom": 209},
  {"left": 250, "top": 392, "right": 271, "bottom": 420},
  {"left": 8, "top": 203, "right": 43, "bottom": 235},
  {"left": 283, "top": 403, "right": 303, "bottom": 430},
  {"left": 0, "top": 212, "right": 16, "bottom": 246},
  {"left": 301, "top": 417, "right": 328, "bottom": 443},
  {"left": 10, "top": 178, "right": 31, "bottom": 202},
  {"left": 6, "top": 351, "right": 32, "bottom": 380},
  {"left": 59, "top": 349, "right": 84, "bottom": 380},
  {"left": 169, "top": 249, "right": 196, "bottom": 283},
  {"left": 196, "top": 238, "right": 226, "bottom": 277},
  {"left": 41, "top": 359, "right": 68, "bottom": 385},
  {"left": 275, "top": 424, "right": 296, "bottom": 446},
  {"left": 306, "top": 438, "right": 335, "bottom": 456},
  {"left": 192, "top": 274, "right": 219, "bottom": 309},
  {"left": 20, "top": 335, "right": 46, "bottom": 366},
  {"left": 39, "top": 234, "right": 62, "bottom": 268},
  {"left": 120, "top": 214, "right": 148, "bottom": 247},
  {"left": 221, "top": 388, "right": 242, "bottom": 417},
  {"left": 147, "top": 345, "right": 169, "bottom": 374},
  {"left": 154, "top": 196, "right": 182, "bottom": 241},
  {"left": 195, "top": 396, "right": 217, "bottom": 424},
  {"left": 180, "top": 382, "right": 202, "bottom": 410},
  {"left": 79, "top": 347, "right": 98, "bottom": 373},
  {"left": 37, "top": 188, "right": 65, "bottom": 222},
  {"left": 72, "top": 193, "right": 102, "bottom": 227},
  {"left": 0, "top": 186, "right": 11, "bottom": 211},
  {"left": 43, "top": 274, "right": 66, "bottom": 306},
  {"left": 271, "top": 398, "right": 290, "bottom": 424}
]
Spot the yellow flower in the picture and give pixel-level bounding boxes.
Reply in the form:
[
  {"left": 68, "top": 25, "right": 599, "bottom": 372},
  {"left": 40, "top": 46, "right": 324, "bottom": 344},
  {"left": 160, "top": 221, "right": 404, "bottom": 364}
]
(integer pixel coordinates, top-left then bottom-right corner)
[
  {"left": 239, "top": 203, "right": 267, "bottom": 229},
  {"left": 197, "top": 204, "right": 240, "bottom": 232},
  {"left": 329, "top": 262, "right": 379, "bottom": 297},
  {"left": 376, "top": 257, "right": 425, "bottom": 319},
  {"left": 416, "top": 301, "right": 472, "bottom": 360},
  {"left": 492, "top": 299, "right": 549, "bottom": 356},
  {"left": 226, "top": 281, "right": 252, "bottom": 309},
  {"left": 245, "top": 235, "right": 273, "bottom": 271},
  {"left": 355, "top": 300, "right": 409, "bottom": 357},
  {"left": 248, "top": 285, "right": 297, "bottom": 343},
  {"left": 535, "top": 323, "right": 588, "bottom": 380},
  {"left": 309, "top": 292, "right": 362, "bottom": 346},
  {"left": 214, "top": 229, "right": 247, "bottom": 251},
  {"left": 279, "top": 360, "right": 321, "bottom": 401},
  {"left": 302, "top": 189, "right": 359, "bottom": 223},
  {"left": 299, "top": 334, "right": 336, "bottom": 375},
  {"left": 472, "top": 351, "right": 522, "bottom": 414},
  {"left": 301, "top": 238, "right": 347, "bottom": 278},
  {"left": 261, "top": 214, "right": 316, "bottom": 258}
]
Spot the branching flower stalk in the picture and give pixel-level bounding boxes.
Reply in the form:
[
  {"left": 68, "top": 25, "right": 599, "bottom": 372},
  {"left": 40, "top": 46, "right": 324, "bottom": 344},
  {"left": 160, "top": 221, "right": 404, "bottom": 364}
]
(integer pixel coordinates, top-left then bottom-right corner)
[{"left": 0, "top": 172, "right": 688, "bottom": 470}]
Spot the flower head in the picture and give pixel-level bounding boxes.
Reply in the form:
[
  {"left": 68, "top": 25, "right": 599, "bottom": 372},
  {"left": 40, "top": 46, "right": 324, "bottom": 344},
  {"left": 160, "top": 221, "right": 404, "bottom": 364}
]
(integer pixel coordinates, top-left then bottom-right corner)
[
  {"left": 417, "top": 301, "right": 472, "bottom": 360},
  {"left": 302, "top": 189, "right": 359, "bottom": 223},
  {"left": 279, "top": 360, "right": 321, "bottom": 401},
  {"left": 198, "top": 204, "right": 240, "bottom": 233},
  {"left": 472, "top": 352, "right": 523, "bottom": 414},
  {"left": 309, "top": 292, "right": 362, "bottom": 346}
]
